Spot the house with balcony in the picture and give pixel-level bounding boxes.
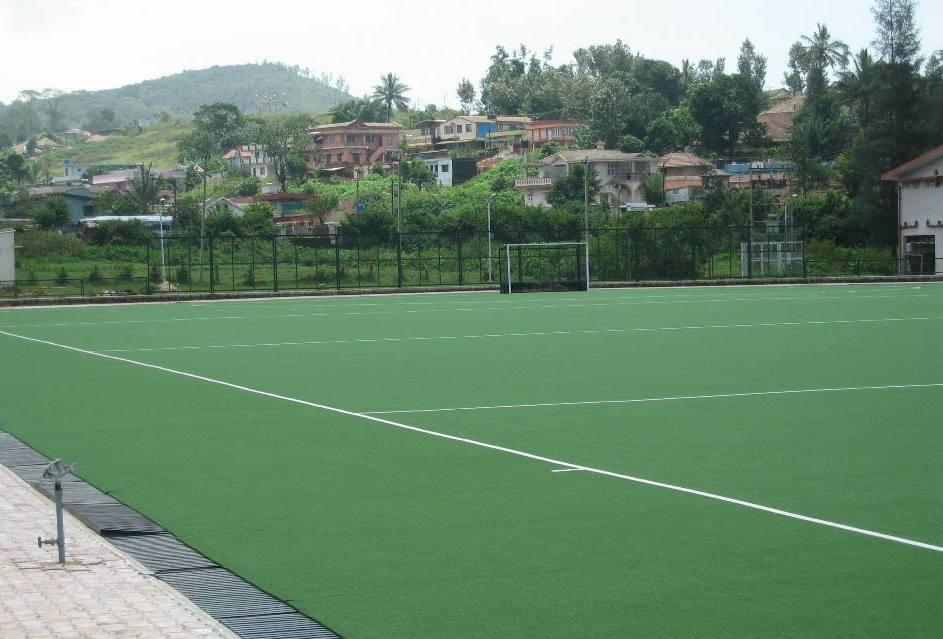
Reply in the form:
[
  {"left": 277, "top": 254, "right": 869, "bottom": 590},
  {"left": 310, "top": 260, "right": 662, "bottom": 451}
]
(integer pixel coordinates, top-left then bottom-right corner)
[
  {"left": 515, "top": 143, "right": 658, "bottom": 209},
  {"left": 526, "top": 120, "right": 583, "bottom": 147},
  {"left": 437, "top": 115, "right": 531, "bottom": 153},
  {"left": 403, "top": 119, "right": 445, "bottom": 151},
  {"left": 223, "top": 144, "right": 275, "bottom": 179},
  {"left": 307, "top": 120, "right": 401, "bottom": 177}
]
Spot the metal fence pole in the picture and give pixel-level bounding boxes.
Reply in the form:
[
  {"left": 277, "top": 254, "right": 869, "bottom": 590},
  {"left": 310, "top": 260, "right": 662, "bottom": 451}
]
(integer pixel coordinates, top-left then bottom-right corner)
[
  {"left": 457, "top": 236, "right": 464, "bottom": 286},
  {"left": 396, "top": 231, "right": 404, "bottom": 288},
  {"left": 209, "top": 237, "right": 216, "bottom": 294},
  {"left": 145, "top": 238, "right": 151, "bottom": 294},
  {"left": 335, "top": 240, "right": 341, "bottom": 291},
  {"left": 272, "top": 235, "right": 279, "bottom": 293}
]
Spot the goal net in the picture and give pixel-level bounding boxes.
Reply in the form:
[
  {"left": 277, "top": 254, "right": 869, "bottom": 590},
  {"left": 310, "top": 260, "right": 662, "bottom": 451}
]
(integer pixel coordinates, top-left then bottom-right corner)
[{"left": 501, "top": 242, "right": 589, "bottom": 293}]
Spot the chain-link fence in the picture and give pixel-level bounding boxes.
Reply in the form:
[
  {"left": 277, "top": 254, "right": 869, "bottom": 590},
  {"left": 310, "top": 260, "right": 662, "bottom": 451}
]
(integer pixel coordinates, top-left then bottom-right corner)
[{"left": 3, "top": 226, "right": 937, "bottom": 299}]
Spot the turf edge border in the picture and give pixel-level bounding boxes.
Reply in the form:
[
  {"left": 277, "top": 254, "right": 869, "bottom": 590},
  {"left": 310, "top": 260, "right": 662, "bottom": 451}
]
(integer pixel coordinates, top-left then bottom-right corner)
[{"left": 0, "top": 427, "right": 343, "bottom": 639}]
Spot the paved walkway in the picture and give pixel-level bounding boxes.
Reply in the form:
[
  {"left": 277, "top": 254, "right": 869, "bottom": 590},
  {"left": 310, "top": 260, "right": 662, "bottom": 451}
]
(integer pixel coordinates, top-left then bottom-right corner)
[{"left": 0, "top": 464, "right": 237, "bottom": 639}]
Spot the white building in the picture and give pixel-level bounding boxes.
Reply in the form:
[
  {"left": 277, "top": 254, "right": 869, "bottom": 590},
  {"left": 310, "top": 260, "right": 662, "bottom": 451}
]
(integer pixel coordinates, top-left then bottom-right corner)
[
  {"left": 883, "top": 145, "right": 943, "bottom": 274},
  {"left": 224, "top": 144, "right": 275, "bottom": 179},
  {"left": 0, "top": 229, "right": 16, "bottom": 285},
  {"left": 515, "top": 144, "right": 659, "bottom": 209}
]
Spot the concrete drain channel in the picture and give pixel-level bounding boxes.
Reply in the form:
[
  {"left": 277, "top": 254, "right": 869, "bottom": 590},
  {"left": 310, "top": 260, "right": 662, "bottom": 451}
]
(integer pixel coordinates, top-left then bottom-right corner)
[{"left": 0, "top": 428, "right": 341, "bottom": 639}]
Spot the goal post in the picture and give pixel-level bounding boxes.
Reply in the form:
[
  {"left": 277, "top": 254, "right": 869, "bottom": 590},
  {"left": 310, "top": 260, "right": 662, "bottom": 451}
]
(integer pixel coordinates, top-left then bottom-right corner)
[{"left": 501, "top": 242, "right": 590, "bottom": 294}]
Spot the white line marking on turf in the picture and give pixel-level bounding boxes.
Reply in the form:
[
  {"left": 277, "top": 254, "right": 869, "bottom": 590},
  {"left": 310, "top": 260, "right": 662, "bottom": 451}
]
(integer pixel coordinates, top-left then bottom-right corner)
[
  {"left": 97, "top": 316, "right": 940, "bottom": 353},
  {"left": 365, "top": 383, "right": 943, "bottom": 415},
  {"left": 552, "top": 468, "right": 585, "bottom": 473},
  {"left": 0, "top": 328, "right": 940, "bottom": 555},
  {"left": 0, "top": 292, "right": 933, "bottom": 329}
]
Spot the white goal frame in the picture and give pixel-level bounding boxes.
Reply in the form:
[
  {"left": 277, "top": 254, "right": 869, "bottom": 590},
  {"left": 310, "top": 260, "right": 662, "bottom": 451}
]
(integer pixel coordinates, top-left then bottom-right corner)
[{"left": 503, "top": 242, "right": 590, "bottom": 293}]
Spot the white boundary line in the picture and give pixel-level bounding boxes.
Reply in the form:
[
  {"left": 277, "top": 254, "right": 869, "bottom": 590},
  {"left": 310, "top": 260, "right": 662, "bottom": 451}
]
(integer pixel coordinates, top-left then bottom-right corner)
[
  {"left": 0, "top": 292, "right": 934, "bottom": 330},
  {"left": 1, "top": 328, "right": 939, "bottom": 554},
  {"left": 364, "top": 382, "right": 943, "bottom": 415},
  {"left": 96, "top": 316, "right": 940, "bottom": 353},
  {"left": 3, "top": 279, "right": 938, "bottom": 313}
]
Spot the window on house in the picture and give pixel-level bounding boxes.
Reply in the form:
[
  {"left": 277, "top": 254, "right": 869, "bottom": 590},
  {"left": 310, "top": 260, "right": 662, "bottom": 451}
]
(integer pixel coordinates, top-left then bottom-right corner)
[
  {"left": 441, "top": 164, "right": 449, "bottom": 172},
  {"left": 607, "top": 163, "right": 618, "bottom": 176},
  {"left": 465, "top": 124, "right": 472, "bottom": 132},
  {"left": 444, "top": 126, "right": 453, "bottom": 134},
  {"left": 345, "top": 134, "right": 357, "bottom": 145},
  {"left": 325, "top": 153, "right": 331, "bottom": 163},
  {"left": 365, "top": 135, "right": 375, "bottom": 144},
  {"left": 259, "top": 167, "right": 266, "bottom": 176},
  {"left": 385, "top": 135, "right": 395, "bottom": 146},
  {"left": 336, "top": 152, "right": 343, "bottom": 162},
  {"left": 352, "top": 152, "right": 361, "bottom": 164}
]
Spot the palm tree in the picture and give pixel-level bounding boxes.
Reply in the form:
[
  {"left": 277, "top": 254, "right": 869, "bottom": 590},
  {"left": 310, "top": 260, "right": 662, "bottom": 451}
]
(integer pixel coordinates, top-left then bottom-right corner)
[
  {"left": 130, "top": 164, "right": 160, "bottom": 213},
  {"left": 372, "top": 73, "right": 410, "bottom": 122},
  {"left": 799, "top": 24, "right": 850, "bottom": 98}
]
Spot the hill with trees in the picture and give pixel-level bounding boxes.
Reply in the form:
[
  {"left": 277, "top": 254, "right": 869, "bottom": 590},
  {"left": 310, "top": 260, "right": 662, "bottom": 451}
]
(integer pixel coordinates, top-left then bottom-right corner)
[{"left": 0, "top": 62, "right": 351, "bottom": 142}]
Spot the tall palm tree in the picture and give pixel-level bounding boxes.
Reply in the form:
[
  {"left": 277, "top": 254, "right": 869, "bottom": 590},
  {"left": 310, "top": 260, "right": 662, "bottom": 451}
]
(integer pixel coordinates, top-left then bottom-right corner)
[
  {"left": 372, "top": 73, "right": 410, "bottom": 122},
  {"left": 799, "top": 24, "right": 850, "bottom": 98}
]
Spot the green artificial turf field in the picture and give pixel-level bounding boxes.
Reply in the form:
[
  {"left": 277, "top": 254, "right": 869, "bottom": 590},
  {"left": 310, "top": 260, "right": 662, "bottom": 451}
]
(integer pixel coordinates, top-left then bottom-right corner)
[{"left": 1, "top": 283, "right": 941, "bottom": 638}]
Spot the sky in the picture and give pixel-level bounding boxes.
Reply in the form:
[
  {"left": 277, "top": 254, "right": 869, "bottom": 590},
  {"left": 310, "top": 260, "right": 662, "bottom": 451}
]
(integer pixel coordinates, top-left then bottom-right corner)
[{"left": 0, "top": 0, "right": 940, "bottom": 108}]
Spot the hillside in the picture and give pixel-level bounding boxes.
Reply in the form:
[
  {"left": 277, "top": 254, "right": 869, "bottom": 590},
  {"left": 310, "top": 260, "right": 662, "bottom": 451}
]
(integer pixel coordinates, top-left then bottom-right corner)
[
  {"left": 41, "top": 121, "right": 195, "bottom": 168},
  {"left": 0, "top": 62, "right": 351, "bottom": 136}
]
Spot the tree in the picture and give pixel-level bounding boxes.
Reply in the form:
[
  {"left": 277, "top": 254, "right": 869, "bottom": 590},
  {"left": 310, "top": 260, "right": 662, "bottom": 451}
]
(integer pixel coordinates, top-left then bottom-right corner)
[
  {"left": 33, "top": 197, "right": 70, "bottom": 229},
  {"left": 457, "top": 78, "right": 477, "bottom": 114},
  {"left": 737, "top": 39, "right": 768, "bottom": 93},
  {"left": 190, "top": 103, "right": 247, "bottom": 154},
  {"left": 329, "top": 98, "right": 386, "bottom": 123},
  {"left": 130, "top": 164, "right": 160, "bottom": 213},
  {"left": 257, "top": 114, "right": 313, "bottom": 191},
  {"left": 400, "top": 158, "right": 436, "bottom": 189},
  {"left": 871, "top": 0, "right": 921, "bottom": 65},
  {"left": 689, "top": 74, "right": 759, "bottom": 154},
  {"left": 548, "top": 162, "right": 601, "bottom": 206},
  {"left": 372, "top": 73, "right": 410, "bottom": 122},
  {"left": 798, "top": 24, "right": 850, "bottom": 99},
  {"left": 95, "top": 190, "right": 136, "bottom": 215},
  {"left": 784, "top": 42, "right": 807, "bottom": 94}
]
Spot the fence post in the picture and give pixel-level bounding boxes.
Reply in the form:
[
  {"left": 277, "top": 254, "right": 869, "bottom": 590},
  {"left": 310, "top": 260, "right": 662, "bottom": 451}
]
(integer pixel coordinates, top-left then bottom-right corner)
[
  {"left": 335, "top": 240, "right": 341, "bottom": 291},
  {"left": 272, "top": 235, "right": 278, "bottom": 293},
  {"left": 802, "top": 241, "right": 807, "bottom": 279},
  {"left": 145, "top": 238, "right": 151, "bottom": 294},
  {"left": 746, "top": 227, "right": 753, "bottom": 279},
  {"left": 457, "top": 235, "right": 464, "bottom": 286},
  {"left": 396, "top": 231, "right": 403, "bottom": 289},
  {"left": 209, "top": 237, "right": 216, "bottom": 294},
  {"left": 80, "top": 279, "right": 85, "bottom": 297}
]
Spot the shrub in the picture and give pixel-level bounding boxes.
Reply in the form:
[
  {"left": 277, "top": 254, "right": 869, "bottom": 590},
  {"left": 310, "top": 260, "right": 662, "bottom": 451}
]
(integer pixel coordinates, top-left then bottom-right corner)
[
  {"left": 55, "top": 267, "right": 69, "bottom": 285},
  {"left": 175, "top": 265, "right": 190, "bottom": 284},
  {"left": 116, "top": 264, "right": 134, "bottom": 279},
  {"left": 87, "top": 265, "right": 102, "bottom": 282}
]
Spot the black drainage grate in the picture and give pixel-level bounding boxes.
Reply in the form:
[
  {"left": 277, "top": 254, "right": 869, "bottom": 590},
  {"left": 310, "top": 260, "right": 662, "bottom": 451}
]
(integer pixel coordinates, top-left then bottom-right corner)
[
  {"left": 109, "top": 533, "right": 219, "bottom": 572},
  {"left": 0, "top": 427, "right": 342, "bottom": 639}
]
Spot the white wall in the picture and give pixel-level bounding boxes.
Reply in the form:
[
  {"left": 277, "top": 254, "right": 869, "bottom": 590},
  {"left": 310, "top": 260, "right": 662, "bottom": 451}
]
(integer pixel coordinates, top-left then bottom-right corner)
[
  {"left": 0, "top": 229, "right": 14, "bottom": 284},
  {"left": 898, "top": 157, "right": 943, "bottom": 273},
  {"left": 423, "top": 158, "right": 453, "bottom": 187}
]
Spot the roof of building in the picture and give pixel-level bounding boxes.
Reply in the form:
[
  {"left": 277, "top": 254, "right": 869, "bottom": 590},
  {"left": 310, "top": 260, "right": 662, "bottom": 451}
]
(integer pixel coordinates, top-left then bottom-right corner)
[
  {"left": 526, "top": 119, "right": 583, "bottom": 128},
  {"left": 448, "top": 115, "right": 532, "bottom": 124},
  {"left": 542, "top": 150, "right": 654, "bottom": 164},
  {"left": 664, "top": 176, "right": 705, "bottom": 191},
  {"left": 659, "top": 152, "right": 713, "bottom": 169},
  {"left": 882, "top": 144, "right": 943, "bottom": 181},
  {"left": 310, "top": 119, "right": 401, "bottom": 131}
]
